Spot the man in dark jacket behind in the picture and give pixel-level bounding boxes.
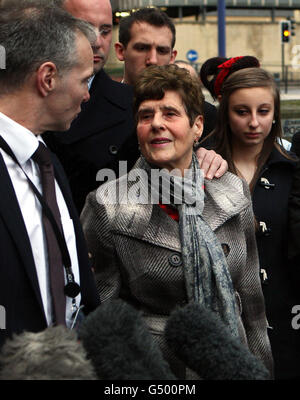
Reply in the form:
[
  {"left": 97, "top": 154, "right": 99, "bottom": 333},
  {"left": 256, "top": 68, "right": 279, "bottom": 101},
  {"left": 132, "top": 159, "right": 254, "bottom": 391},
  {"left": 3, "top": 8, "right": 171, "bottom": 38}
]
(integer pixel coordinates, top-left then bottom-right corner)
[{"left": 43, "top": 0, "right": 135, "bottom": 213}]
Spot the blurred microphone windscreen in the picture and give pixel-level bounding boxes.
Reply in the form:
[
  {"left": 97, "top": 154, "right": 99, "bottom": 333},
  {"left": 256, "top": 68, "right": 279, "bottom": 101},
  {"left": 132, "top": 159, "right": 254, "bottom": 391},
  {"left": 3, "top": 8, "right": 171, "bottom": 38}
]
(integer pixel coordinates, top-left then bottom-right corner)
[
  {"left": 165, "top": 303, "right": 270, "bottom": 380},
  {"left": 78, "top": 299, "right": 176, "bottom": 380},
  {"left": 0, "top": 326, "right": 96, "bottom": 380}
]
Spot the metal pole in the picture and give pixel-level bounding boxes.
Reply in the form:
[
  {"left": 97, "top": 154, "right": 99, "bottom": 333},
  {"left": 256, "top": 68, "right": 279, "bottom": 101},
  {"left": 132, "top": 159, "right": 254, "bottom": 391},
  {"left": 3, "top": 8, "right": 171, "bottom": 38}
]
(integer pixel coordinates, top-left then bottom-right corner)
[
  {"left": 218, "top": 0, "right": 226, "bottom": 57},
  {"left": 281, "top": 43, "right": 285, "bottom": 93},
  {"left": 179, "top": 6, "right": 183, "bottom": 22}
]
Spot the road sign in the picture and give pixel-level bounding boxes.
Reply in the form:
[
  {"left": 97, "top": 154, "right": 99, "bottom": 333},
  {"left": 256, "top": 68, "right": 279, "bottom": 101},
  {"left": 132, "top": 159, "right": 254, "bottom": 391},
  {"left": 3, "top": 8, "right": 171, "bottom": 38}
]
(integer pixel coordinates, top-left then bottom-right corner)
[{"left": 186, "top": 49, "right": 198, "bottom": 63}]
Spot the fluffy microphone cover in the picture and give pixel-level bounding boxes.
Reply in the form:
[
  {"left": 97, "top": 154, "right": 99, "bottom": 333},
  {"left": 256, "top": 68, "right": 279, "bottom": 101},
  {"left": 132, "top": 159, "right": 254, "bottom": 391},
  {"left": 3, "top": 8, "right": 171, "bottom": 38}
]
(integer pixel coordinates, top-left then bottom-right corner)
[
  {"left": 78, "top": 299, "right": 176, "bottom": 380},
  {"left": 165, "top": 303, "right": 270, "bottom": 380},
  {"left": 0, "top": 325, "right": 97, "bottom": 380}
]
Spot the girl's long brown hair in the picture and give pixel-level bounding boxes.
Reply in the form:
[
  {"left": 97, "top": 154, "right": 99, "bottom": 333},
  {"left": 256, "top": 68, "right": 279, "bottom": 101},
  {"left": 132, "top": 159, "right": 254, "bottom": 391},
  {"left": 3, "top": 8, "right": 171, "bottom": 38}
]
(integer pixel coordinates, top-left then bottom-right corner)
[{"left": 210, "top": 67, "right": 295, "bottom": 192}]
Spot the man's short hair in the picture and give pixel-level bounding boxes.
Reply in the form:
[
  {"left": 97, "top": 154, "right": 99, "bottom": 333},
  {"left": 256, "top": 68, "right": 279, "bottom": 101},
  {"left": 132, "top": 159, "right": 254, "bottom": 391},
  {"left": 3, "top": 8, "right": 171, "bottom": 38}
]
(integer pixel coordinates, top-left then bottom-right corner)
[
  {"left": 119, "top": 7, "right": 176, "bottom": 49},
  {"left": 0, "top": 0, "right": 63, "bottom": 7},
  {"left": 0, "top": 0, "right": 95, "bottom": 94}
]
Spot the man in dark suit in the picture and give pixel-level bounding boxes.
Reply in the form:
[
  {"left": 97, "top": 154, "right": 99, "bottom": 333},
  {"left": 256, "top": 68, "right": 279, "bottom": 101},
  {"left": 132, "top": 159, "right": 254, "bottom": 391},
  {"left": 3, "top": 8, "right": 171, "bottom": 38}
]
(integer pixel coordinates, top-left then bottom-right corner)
[
  {"left": 44, "top": 1, "right": 226, "bottom": 214},
  {"left": 0, "top": 2, "right": 99, "bottom": 348}
]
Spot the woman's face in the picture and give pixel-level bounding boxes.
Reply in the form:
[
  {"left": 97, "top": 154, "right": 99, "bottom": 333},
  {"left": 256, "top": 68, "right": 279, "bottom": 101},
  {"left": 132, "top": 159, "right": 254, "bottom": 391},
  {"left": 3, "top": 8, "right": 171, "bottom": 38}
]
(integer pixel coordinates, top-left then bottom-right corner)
[
  {"left": 228, "top": 86, "right": 275, "bottom": 150},
  {"left": 136, "top": 90, "right": 203, "bottom": 174}
]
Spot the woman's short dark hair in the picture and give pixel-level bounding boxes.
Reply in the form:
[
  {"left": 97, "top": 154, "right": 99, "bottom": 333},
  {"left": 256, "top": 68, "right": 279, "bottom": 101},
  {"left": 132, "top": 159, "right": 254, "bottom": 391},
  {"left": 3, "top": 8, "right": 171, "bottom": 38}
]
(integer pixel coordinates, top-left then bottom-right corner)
[{"left": 133, "top": 64, "right": 204, "bottom": 127}]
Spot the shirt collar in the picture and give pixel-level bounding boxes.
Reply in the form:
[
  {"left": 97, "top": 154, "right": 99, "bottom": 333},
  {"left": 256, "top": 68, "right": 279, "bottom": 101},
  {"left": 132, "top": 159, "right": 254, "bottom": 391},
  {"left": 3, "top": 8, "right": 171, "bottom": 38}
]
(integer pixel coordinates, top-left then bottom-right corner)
[
  {"left": 88, "top": 75, "right": 95, "bottom": 91},
  {"left": 0, "top": 111, "right": 40, "bottom": 165}
]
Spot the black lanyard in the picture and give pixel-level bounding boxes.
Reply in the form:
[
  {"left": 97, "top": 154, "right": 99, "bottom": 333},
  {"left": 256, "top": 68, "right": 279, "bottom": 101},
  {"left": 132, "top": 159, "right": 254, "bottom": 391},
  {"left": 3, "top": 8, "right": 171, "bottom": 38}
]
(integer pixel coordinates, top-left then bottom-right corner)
[{"left": 0, "top": 135, "right": 80, "bottom": 299}]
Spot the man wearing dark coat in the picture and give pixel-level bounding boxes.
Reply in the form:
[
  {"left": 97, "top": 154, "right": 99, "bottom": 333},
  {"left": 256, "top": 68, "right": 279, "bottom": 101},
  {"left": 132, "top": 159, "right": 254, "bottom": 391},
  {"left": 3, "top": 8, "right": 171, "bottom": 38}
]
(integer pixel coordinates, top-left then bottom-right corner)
[
  {"left": 44, "top": 67, "right": 135, "bottom": 213},
  {"left": 43, "top": 0, "right": 135, "bottom": 213}
]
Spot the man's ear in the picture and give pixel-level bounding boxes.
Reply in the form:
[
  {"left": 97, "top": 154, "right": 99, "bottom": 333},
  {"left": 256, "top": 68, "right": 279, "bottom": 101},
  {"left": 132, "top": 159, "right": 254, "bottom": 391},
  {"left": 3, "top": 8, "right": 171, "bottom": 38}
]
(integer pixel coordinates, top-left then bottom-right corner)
[
  {"left": 114, "top": 42, "right": 125, "bottom": 62},
  {"left": 169, "top": 49, "right": 177, "bottom": 64},
  {"left": 36, "top": 62, "right": 58, "bottom": 97},
  {"left": 193, "top": 115, "right": 204, "bottom": 140}
]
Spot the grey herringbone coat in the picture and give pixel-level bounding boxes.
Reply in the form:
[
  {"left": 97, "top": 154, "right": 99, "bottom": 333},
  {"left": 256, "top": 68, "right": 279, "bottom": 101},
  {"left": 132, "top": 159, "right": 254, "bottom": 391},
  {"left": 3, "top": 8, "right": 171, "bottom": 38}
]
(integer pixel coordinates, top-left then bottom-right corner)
[{"left": 81, "top": 159, "right": 273, "bottom": 378}]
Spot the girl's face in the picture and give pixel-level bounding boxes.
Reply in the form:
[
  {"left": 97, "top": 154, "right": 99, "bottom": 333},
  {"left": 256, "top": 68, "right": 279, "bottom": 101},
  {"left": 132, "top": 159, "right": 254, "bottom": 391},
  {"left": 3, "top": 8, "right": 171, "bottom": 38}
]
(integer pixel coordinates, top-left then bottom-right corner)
[{"left": 228, "top": 86, "right": 275, "bottom": 150}]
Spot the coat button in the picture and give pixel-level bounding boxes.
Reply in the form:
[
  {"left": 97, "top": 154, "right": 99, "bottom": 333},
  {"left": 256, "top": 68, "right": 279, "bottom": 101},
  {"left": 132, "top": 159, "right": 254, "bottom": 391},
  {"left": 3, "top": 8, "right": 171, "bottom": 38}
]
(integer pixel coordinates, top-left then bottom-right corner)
[
  {"left": 221, "top": 243, "right": 230, "bottom": 257},
  {"left": 109, "top": 145, "right": 118, "bottom": 155},
  {"left": 168, "top": 253, "right": 182, "bottom": 267}
]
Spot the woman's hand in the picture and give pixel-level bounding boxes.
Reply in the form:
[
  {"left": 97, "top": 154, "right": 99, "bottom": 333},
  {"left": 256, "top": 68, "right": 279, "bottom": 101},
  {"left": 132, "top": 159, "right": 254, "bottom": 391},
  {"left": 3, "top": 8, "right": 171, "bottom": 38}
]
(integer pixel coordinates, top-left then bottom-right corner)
[{"left": 196, "top": 147, "right": 228, "bottom": 180}]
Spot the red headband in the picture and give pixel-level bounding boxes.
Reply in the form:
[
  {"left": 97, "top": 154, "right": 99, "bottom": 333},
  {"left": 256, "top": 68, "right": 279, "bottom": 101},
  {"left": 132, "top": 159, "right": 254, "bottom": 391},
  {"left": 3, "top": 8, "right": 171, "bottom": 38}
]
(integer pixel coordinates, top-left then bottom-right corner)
[{"left": 214, "top": 56, "right": 244, "bottom": 97}]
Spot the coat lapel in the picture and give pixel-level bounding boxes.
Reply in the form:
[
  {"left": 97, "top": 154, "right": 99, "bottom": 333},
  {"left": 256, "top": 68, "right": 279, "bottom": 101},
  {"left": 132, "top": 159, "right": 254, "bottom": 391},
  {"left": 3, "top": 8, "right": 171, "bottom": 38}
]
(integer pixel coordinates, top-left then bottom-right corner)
[
  {"left": 0, "top": 154, "right": 44, "bottom": 314},
  {"left": 51, "top": 153, "right": 96, "bottom": 308},
  {"left": 51, "top": 153, "right": 77, "bottom": 220},
  {"left": 203, "top": 172, "right": 251, "bottom": 231},
  {"left": 108, "top": 164, "right": 181, "bottom": 252},
  {"left": 113, "top": 202, "right": 181, "bottom": 252}
]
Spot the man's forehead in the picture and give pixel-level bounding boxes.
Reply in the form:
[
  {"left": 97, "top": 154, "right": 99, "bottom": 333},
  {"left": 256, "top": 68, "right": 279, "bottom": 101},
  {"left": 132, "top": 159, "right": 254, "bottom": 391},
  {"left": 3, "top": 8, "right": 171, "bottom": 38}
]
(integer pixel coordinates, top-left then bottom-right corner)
[
  {"left": 64, "top": 0, "right": 112, "bottom": 25},
  {"left": 130, "top": 21, "right": 173, "bottom": 46}
]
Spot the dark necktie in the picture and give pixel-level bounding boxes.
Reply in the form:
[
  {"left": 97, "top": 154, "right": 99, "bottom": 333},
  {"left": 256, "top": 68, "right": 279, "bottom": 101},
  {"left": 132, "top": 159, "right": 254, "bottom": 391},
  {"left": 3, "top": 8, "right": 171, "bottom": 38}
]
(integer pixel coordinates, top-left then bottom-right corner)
[{"left": 32, "top": 142, "right": 66, "bottom": 326}]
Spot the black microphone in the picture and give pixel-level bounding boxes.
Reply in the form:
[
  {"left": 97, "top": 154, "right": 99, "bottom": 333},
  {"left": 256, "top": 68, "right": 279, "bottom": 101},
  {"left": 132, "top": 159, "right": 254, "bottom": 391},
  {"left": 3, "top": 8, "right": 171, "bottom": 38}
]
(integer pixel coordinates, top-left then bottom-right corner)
[
  {"left": 78, "top": 299, "right": 176, "bottom": 380},
  {"left": 165, "top": 303, "right": 270, "bottom": 380}
]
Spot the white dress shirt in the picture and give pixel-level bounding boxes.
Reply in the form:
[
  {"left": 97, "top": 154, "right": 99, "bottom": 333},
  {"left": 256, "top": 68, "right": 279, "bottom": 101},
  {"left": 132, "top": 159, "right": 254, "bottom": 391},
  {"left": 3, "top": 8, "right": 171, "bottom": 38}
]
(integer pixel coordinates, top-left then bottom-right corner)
[
  {"left": 88, "top": 75, "right": 95, "bottom": 91},
  {"left": 0, "top": 111, "right": 81, "bottom": 327}
]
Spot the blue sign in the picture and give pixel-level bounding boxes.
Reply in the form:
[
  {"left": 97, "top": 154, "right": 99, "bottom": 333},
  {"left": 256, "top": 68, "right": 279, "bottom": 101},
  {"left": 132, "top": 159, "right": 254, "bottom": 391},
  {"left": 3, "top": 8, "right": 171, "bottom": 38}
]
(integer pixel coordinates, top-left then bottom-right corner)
[{"left": 186, "top": 49, "right": 198, "bottom": 62}]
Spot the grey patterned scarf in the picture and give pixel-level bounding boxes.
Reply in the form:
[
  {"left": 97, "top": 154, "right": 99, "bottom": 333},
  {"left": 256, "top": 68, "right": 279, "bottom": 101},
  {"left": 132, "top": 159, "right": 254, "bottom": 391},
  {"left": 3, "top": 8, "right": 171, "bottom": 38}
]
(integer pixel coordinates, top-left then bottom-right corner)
[{"left": 140, "top": 153, "right": 240, "bottom": 339}]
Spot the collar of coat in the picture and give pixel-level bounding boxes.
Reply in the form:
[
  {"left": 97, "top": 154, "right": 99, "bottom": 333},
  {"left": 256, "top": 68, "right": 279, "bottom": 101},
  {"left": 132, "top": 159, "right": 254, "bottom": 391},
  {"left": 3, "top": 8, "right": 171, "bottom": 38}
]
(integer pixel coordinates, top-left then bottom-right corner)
[
  {"left": 265, "top": 145, "right": 298, "bottom": 169},
  {"left": 97, "top": 158, "right": 251, "bottom": 252}
]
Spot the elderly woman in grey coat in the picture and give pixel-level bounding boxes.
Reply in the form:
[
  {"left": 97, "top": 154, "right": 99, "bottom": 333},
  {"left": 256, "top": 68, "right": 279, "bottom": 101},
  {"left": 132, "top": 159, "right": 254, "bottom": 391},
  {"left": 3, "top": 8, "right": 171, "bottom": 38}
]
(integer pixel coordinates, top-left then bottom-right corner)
[{"left": 81, "top": 64, "right": 273, "bottom": 379}]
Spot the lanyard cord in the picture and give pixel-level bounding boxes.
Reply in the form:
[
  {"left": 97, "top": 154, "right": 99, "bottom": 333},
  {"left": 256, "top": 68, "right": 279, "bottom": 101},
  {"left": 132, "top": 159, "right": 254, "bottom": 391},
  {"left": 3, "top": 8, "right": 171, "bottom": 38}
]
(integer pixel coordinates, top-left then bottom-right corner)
[{"left": 0, "top": 135, "right": 80, "bottom": 298}]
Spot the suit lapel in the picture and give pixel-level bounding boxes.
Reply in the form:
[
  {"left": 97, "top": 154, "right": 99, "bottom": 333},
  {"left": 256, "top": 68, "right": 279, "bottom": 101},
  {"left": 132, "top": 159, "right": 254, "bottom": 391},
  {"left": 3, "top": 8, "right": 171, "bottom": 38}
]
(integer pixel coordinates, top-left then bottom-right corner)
[
  {"left": 51, "top": 154, "right": 92, "bottom": 304},
  {"left": 0, "top": 154, "right": 44, "bottom": 314},
  {"left": 51, "top": 153, "right": 77, "bottom": 219}
]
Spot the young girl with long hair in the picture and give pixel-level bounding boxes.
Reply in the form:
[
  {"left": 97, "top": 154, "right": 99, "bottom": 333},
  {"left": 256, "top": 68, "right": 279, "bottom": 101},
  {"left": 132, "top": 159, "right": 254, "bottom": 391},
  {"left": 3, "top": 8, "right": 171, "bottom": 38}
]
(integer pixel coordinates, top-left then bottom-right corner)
[{"left": 202, "top": 62, "right": 299, "bottom": 379}]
